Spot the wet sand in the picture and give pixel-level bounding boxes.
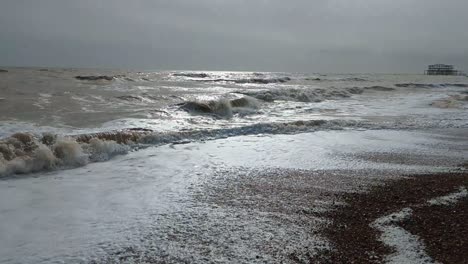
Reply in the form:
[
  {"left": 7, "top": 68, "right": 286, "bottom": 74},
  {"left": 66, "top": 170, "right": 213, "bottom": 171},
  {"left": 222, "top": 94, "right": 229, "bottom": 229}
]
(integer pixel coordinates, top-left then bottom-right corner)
[{"left": 317, "top": 172, "right": 468, "bottom": 263}]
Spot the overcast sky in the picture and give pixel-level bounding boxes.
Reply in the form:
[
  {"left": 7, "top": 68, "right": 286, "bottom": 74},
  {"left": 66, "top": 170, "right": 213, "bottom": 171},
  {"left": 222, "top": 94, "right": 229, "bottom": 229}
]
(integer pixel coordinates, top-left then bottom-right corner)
[{"left": 1, "top": 0, "right": 467, "bottom": 73}]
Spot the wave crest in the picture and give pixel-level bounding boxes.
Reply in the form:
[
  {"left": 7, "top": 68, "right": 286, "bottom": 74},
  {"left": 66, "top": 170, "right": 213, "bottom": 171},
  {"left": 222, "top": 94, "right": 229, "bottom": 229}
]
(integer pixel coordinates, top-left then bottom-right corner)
[
  {"left": 0, "top": 120, "right": 339, "bottom": 177},
  {"left": 179, "top": 96, "right": 259, "bottom": 118},
  {"left": 240, "top": 87, "right": 362, "bottom": 102},
  {"left": 0, "top": 132, "right": 132, "bottom": 177},
  {"left": 2, "top": 113, "right": 464, "bottom": 177}
]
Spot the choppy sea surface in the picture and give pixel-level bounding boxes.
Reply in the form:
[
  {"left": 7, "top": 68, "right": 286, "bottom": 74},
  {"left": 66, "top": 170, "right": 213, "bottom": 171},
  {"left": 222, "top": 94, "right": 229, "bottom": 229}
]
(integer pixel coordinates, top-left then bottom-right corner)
[{"left": 0, "top": 68, "right": 467, "bottom": 263}]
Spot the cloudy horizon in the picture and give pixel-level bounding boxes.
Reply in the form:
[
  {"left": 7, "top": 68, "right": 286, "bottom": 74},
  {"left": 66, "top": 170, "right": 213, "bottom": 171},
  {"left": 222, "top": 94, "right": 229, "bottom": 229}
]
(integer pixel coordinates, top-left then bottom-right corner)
[{"left": 1, "top": 0, "right": 467, "bottom": 73}]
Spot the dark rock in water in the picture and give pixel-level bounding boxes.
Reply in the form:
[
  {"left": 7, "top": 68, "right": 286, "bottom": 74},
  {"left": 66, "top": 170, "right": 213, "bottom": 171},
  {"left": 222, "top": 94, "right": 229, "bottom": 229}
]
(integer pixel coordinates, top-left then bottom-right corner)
[
  {"left": 75, "top": 75, "right": 115, "bottom": 81},
  {"left": 306, "top": 78, "right": 321, "bottom": 81},
  {"left": 173, "top": 73, "right": 210, "bottom": 78},
  {"left": 0, "top": 69, "right": 8, "bottom": 73}
]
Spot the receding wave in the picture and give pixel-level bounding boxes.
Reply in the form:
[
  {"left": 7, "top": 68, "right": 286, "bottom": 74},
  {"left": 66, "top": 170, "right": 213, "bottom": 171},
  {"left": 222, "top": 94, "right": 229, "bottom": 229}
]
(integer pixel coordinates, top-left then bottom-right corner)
[{"left": 178, "top": 96, "right": 259, "bottom": 118}]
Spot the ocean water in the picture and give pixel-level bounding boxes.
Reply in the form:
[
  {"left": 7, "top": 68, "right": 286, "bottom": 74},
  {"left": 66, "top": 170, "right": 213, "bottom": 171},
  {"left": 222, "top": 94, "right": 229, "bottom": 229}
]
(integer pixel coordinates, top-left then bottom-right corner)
[
  {"left": 0, "top": 68, "right": 467, "bottom": 263},
  {"left": 1, "top": 68, "right": 467, "bottom": 176}
]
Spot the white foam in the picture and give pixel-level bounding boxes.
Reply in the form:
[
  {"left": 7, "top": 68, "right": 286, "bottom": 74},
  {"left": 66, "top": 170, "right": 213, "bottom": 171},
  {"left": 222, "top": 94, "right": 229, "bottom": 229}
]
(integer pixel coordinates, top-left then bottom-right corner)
[
  {"left": 86, "top": 138, "right": 130, "bottom": 162},
  {"left": 372, "top": 208, "right": 436, "bottom": 264},
  {"left": 0, "top": 143, "right": 58, "bottom": 176},
  {"left": 427, "top": 187, "right": 467, "bottom": 206},
  {"left": 53, "top": 139, "right": 88, "bottom": 167},
  {"left": 33, "top": 93, "right": 53, "bottom": 109},
  {"left": 0, "top": 136, "right": 131, "bottom": 177},
  {"left": 372, "top": 187, "right": 468, "bottom": 263}
]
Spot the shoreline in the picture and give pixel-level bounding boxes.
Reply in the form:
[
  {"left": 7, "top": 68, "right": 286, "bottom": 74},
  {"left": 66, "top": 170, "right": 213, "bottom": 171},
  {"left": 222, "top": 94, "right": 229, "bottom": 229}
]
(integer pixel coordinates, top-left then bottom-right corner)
[
  {"left": 1, "top": 128, "right": 467, "bottom": 263},
  {"left": 317, "top": 171, "right": 468, "bottom": 263}
]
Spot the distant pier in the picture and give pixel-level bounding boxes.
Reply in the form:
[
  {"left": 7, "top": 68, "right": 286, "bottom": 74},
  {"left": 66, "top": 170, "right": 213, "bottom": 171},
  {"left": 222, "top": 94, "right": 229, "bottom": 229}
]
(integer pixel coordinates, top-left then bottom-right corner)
[{"left": 425, "top": 64, "right": 460, "bottom": 75}]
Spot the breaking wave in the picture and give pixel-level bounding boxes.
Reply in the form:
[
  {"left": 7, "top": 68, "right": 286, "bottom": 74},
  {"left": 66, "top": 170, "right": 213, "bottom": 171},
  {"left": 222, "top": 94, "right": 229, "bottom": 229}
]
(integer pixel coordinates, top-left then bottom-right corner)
[
  {"left": 3, "top": 115, "right": 465, "bottom": 178},
  {"left": 0, "top": 133, "right": 131, "bottom": 177},
  {"left": 238, "top": 85, "right": 397, "bottom": 103},
  {"left": 178, "top": 96, "right": 259, "bottom": 118},
  {"left": 239, "top": 87, "right": 369, "bottom": 102}
]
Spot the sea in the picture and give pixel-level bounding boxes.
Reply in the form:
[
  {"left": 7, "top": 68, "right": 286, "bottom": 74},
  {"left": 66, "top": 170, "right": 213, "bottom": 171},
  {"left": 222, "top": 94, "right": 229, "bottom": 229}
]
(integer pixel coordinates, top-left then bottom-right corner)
[{"left": 0, "top": 68, "right": 467, "bottom": 263}]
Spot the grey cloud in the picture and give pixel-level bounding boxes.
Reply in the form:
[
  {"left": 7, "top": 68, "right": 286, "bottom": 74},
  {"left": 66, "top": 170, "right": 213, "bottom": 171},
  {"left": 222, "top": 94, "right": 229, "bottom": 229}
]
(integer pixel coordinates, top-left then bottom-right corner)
[{"left": 1, "top": 0, "right": 467, "bottom": 72}]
